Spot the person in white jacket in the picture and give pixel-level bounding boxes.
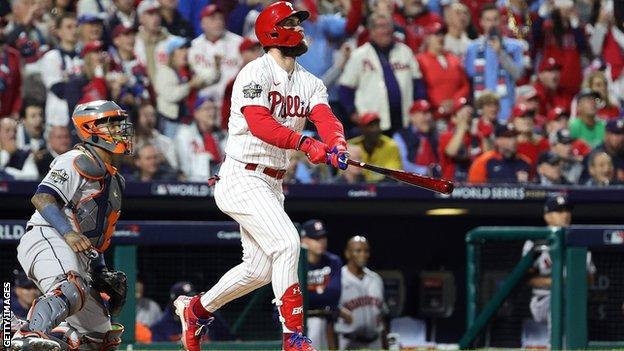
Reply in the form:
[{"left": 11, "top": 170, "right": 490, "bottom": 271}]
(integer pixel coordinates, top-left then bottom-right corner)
[
  {"left": 154, "top": 36, "right": 208, "bottom": 139},
  {"left": 175, "top": 95, "right": 225, "bottom": 182},
  {"left": 188, "top": 4, "right": 242, "bottom": 109},
  {"left": 0, "top": 118, "right": 39, "bottom": 180}
]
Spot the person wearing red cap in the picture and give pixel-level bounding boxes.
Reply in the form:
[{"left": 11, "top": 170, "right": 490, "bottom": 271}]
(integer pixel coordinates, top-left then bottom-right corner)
[
  {"left": 189, "top": 4, "right": 243, "bottom": 111},
  {"left": 417, "top": 23, "right": 470, "bottom": 119},
  {"left": 467, "top": 123, "right": 532, "bottom": 183},
  {"left": 108, "top": 24, "right": 152, "bottom": 108},
  {"left": 135, "top": 0, "right": 176, "bottom": 82},
  {"left": 532, "top": 0, "right": 587, "bottom": 96},
  {"left": 532, "top": 57, "right": 574, "bottom": 116},
  {"left": 220, "top": 38, "right": 263, "bottom": 130},
  {"left": 393, "top": 100, "right": 440, "bottom": 176},
  {"left": 159, "top": 0, "right": 194, "bottom": 39},
  {"left": 511, "top": 103, "right": 550, "bottom": 168},
  {"left": 438, "top": 98, "right": 484, "bottom": 181},
  {"left": 349, "top": 112, "right": 402, "bottom": 182}
]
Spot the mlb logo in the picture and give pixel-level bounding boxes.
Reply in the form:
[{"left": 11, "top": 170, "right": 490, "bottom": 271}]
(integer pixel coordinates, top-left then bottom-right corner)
[{"left": 603, "top": 230, "right": 624, "bottom": 245}]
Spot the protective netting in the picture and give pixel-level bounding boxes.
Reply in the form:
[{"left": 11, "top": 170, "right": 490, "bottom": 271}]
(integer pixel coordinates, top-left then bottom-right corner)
[
  {"left": 137, "top": 245, "right": 280, "bottom": 341},
  {"left": 588, "top": 249, "right": 624, "bottom": 341}
]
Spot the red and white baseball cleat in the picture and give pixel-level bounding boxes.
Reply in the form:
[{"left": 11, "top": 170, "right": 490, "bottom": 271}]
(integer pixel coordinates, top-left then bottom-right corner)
[
  {"left": 174, "top": 295, "right": 214, "bottom": 351},
  {"left": 283, "top": 329, "right": 317, "bottom": 351}
]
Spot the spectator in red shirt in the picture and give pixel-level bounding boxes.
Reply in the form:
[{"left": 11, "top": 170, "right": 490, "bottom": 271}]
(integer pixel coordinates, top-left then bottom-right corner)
[
  {"left": 417, "top": 23, "right": 470, "bottom": 119},
  {"left": 582, "top": 70, "right": 620, "bottom": 121},
  {"left": 533, "top": 57, "right": 573, "bottom": 116},
  {"left": 393, "top": 0, "right": 444, "bottom": 53},
  {"left": 534, "top": 0, "right": 587, "bottom": 95},
  {"left": 473, "top": 91, "right": 499, "bottom": 150},
  {"left": 438, "top": 97, "right": 482, "bottom": 181},
  {"left": 511, "top": 103, "right": 550, "bottom": 168},
  {"left": 393, "top": 100, "right": 440, "bottom": 176},
  {"left": 467, "top": 123, "right": 532, "bottom": 183},
  {"left": 221, "top": 38, "right": 262, "bottom": 131},
  {"left": 0, "top": 41, "right": 22, "bottom": 119}
]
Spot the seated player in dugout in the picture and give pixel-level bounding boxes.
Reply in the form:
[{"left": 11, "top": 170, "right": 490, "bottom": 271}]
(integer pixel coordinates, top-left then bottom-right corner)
[
  {"left": 11, "top": 100, "right": 133, "bottom": 351},
  {"left": 335, "top": 236, "right": 388, "bottom": 350},
  {"left": 522, "top": 194, "right": 596, "bottom": 330},
  {"left": 300, "top": 219, "right": 351, "bottom": 350}
]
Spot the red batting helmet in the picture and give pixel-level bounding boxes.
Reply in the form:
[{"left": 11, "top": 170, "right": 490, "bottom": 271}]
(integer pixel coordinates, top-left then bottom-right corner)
[{"left": 255, "top": 1, "right": 309, "bottom": 48}]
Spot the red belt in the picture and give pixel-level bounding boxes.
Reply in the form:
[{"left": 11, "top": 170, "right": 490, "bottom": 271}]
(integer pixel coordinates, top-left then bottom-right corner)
[{"left": 245, "top": 163, "right": 286, "bottom": 180}]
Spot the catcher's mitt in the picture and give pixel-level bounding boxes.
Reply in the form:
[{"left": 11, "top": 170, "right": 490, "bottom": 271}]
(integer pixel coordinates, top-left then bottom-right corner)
[{"left": 92, "top": 270, "right": 127, "bottom": 316}]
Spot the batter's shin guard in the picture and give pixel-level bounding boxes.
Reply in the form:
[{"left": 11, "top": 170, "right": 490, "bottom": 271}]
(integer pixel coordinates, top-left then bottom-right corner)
[
  {"left": 28, "top": 272, "right": 89, "bottom": 334},
  {"left": 273, "top": 283, "right": 304, "bottom": 333}
]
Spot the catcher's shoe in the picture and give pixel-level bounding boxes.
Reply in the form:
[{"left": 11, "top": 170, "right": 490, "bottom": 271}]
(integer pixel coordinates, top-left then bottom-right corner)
[
  {"left": 10, "top": 330, "right": 61, "bottom": 351},
  {"left": 174, "top": 295, "right": 214, "bottom": 351},
  {"left": 283, "top": 329, "right": 316, "bottom": 351}
]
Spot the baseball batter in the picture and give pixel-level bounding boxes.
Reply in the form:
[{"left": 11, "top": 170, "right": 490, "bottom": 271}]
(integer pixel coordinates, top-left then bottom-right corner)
[
  {"left": 334, "top": 236, "right": 386, "bottom": 350},
  {"left": 11, "top": 100, "right": 132, "bottom": 351},
  {"left": 174, "top": 3, "right": 349, "bottom": 351}
]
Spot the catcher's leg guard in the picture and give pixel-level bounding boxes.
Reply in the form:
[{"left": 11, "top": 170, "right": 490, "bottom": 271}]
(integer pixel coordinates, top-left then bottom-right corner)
[
  {"left": 80, "top": 324, "right": 124, "bottom": 351},
  {"left": 28, "top": 272, "right": 89, "bottom": 334},
  {"left": 48, "top": 323, "right": 81, "bottom": 351}
]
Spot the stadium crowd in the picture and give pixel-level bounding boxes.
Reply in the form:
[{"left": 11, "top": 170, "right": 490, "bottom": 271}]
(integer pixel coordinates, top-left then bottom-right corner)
[{"left": 0, "top": 0, "right": 623, "bottom": 186}]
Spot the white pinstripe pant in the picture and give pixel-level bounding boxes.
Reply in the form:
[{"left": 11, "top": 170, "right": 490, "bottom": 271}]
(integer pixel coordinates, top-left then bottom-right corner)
[{"left": 202, "top": 158, "right": 301, "bottom": 330}]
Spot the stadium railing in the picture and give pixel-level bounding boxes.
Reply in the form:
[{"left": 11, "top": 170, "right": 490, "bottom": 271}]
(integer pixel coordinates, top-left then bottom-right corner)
[{"left": 461, "top": 225, "right": 624, "bottom": 350}]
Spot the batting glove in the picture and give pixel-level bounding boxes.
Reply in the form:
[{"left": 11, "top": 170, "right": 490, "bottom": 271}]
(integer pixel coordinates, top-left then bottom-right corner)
[
  {"left": 298, "top": 136, "right": 330, "bottom": 164},
  {"left": 327, "top": 145, "right": 349, "bottom": 170}
]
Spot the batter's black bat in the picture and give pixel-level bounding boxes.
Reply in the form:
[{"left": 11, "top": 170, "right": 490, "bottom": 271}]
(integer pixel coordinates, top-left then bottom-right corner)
[{"left": 346, "top": 159, "right": 454, "bottom": 194}]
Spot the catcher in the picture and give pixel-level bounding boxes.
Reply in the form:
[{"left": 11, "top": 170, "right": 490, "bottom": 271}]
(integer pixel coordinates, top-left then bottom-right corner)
[{"left": 11, "top": 100, "right": 132, "bottom": 351}]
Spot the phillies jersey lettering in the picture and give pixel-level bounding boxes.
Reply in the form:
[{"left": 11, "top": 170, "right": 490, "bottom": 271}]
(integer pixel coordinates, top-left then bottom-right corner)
[{"left": 226, "top": 54, "right": 328, "bottom": 169}]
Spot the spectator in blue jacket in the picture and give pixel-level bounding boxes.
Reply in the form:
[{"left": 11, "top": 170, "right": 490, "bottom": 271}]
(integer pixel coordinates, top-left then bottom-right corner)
[{"left": 464, "top": 4, "right": 525, "bottom": 122}]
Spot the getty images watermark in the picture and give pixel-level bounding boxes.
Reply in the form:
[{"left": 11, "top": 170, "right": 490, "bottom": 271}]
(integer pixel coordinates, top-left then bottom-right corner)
[{"left": 2, "top": 281, "right": 11, "bottom": 348}]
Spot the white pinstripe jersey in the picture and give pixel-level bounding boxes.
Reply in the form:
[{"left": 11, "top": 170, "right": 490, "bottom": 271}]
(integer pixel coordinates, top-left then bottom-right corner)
[{"left": 225, "top": 54, "right": 329, "bottom": 170}]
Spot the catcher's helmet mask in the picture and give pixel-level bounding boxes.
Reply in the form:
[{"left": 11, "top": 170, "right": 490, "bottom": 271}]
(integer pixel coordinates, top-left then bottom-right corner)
[{"left": 72, "top": 100, "right": 135, "bottom": 155}]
